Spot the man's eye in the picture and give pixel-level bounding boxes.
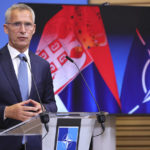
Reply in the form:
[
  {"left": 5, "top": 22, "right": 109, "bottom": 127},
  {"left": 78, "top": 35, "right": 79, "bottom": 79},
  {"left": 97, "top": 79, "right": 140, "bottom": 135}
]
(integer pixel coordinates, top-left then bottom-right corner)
[
  {"left": 25, "top": 23, "right": 32, "bottom": 26},
  {"left": 14, "top": 22, "right": 21, "bottom": 26}
]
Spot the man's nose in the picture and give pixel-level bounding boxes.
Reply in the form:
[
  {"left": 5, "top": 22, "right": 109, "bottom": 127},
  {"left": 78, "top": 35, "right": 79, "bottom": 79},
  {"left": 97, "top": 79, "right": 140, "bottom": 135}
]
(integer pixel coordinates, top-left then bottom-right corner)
[{"left": 19, "top": 24, "right": 26, "bottom": 32}]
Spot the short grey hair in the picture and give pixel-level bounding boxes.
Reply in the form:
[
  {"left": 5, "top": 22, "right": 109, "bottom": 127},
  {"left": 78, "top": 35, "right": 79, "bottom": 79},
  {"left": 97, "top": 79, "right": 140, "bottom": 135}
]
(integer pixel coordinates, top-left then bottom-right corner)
[{"left": 5, "top": 3, "right": 35, "bottom": 23}]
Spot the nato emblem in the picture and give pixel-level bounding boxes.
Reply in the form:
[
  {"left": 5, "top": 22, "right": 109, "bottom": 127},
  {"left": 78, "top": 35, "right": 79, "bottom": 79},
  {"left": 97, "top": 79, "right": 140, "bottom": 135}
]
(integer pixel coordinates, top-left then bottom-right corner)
[{"left": 56, "top": 127, "right": 79, "bottom": 150}]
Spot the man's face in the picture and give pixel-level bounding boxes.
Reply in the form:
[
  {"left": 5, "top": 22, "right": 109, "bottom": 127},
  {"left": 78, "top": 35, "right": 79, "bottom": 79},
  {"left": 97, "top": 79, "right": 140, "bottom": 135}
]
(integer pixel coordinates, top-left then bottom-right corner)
[{"left": 4, "top": 9, "right": 36, "bottom": 52}]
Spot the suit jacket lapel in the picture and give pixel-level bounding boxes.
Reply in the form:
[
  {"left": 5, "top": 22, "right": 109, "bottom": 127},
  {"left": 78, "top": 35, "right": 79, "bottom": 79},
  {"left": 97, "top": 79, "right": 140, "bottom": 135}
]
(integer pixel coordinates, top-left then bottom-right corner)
[
  {"left": 0, "top": 46, "right": 22, "bottom": 101},
  {"left": 29, "top": 51, "right": 38, "bottom": 99}
]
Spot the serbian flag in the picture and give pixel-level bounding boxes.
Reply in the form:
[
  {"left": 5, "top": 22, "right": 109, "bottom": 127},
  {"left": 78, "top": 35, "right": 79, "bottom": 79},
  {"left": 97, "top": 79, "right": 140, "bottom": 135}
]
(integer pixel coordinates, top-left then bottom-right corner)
[{"left": 36, "top": 5, "right": 121, "bottom": 113}]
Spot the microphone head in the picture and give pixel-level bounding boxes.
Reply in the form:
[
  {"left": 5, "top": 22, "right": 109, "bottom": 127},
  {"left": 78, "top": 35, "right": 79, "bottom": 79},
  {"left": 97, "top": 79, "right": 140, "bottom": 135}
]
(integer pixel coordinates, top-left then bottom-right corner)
[
  {"left": 23, "top": 56, "right": 27, "bottom": 62},
  {"left": 66, "top": 56, "right": 74, "bottom": 63}
]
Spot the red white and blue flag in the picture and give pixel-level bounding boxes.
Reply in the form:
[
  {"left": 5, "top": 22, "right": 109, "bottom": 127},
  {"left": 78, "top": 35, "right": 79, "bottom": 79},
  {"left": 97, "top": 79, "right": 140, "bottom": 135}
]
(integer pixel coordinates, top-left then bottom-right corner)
[{"left": 35, "top": 5, "right": 121, "bottom": 113}]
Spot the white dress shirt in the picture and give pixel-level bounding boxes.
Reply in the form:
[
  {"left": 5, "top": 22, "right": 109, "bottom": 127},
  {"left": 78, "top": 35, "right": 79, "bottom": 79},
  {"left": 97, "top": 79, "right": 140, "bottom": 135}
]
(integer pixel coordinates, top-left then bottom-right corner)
[{"left": 7, "top": 44, "right": 32, "bottom": 97}]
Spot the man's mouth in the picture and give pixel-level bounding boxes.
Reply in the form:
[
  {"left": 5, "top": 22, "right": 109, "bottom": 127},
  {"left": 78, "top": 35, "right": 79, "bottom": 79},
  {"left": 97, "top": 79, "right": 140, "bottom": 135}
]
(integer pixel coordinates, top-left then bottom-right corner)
[{"left": 18, "top": 37, "right": 27, "bottom": 40}]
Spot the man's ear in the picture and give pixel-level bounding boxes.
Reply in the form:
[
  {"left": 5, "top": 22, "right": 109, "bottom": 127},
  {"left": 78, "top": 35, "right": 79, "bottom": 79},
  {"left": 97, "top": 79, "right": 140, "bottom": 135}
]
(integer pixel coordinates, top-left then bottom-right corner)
[
  {"left": 3, "top": 24, "right": 8, "bottom": 34},
  {"left": 32, "top": 24, "right": 36, "bottom": 35}
]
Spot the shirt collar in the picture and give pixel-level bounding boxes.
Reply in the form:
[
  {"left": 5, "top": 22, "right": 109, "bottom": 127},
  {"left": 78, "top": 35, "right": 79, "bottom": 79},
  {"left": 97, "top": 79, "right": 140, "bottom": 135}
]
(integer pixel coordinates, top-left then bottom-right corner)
[{"left": 7, "top": 44, "right": 29, "bottom": 60}]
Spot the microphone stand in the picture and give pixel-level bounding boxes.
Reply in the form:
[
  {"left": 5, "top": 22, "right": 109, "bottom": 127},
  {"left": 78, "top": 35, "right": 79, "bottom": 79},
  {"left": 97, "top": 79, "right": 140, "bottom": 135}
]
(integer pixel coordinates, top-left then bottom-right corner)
[
  {"left": 66, "top": 56, "right": 106, "bottom": 133},
  {"left": 23, "top": 56, "right": 49, "bottom": 133}
]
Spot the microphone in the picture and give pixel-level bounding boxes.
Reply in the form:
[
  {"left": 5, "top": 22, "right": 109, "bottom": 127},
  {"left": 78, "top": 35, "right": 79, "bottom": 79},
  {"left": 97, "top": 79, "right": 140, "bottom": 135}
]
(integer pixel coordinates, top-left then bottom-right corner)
[
  {"left": 66, "top": 56, "right": 106, "bottom": 133},
  {"left": 22, "top": 56, "right": 49, "bottom": 133}
]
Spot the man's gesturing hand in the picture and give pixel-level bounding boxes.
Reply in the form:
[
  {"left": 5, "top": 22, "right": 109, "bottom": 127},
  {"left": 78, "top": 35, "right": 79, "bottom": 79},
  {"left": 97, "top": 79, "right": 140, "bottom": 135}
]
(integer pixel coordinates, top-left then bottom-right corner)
[{"left": 5, "top": 99, "right": 43, "bottom": 121}]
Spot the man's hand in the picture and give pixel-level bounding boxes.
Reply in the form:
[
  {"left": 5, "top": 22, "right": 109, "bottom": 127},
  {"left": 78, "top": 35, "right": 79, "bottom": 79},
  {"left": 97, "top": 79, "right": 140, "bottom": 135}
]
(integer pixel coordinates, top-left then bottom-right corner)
[{"left": 5, "top": 99, "right": 43, "bottom": 121}]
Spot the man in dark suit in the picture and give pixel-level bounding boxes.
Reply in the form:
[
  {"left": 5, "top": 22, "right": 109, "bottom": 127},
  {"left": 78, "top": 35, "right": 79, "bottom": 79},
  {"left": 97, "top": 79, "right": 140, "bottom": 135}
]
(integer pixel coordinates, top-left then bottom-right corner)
[{"left": 0, "top": 3, "right": 57, "bottom": 150}]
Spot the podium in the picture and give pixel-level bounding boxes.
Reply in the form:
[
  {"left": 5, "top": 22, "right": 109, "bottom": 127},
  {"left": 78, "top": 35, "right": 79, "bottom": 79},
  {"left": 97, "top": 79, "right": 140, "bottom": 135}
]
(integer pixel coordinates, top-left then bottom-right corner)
[{"left": 0, "top": 112, "right": 107, "bottom": 150}]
